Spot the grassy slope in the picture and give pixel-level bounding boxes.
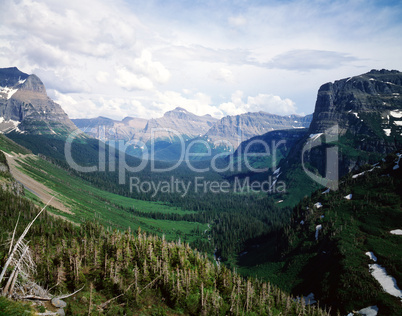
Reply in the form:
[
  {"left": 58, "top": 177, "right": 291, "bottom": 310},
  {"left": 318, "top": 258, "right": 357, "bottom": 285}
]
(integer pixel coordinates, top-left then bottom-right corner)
[{"left": 0, "top": 135, "right": 207, "bottom": 245}]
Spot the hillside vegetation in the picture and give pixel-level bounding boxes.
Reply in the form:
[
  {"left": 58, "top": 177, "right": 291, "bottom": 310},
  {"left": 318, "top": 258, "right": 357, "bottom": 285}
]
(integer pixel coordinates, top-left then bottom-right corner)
[
  {"left": 0, "top": 151, "right": 330, "bottom": 315},
  {"left": 237, "top": 152, "right": 402, "bottom": 315}
]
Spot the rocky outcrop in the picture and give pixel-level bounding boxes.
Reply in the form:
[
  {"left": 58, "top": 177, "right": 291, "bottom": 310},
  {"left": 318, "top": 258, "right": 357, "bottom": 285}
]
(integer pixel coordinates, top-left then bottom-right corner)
[{"left": 0, "top": 67, "right": 76, "bottom": 135}]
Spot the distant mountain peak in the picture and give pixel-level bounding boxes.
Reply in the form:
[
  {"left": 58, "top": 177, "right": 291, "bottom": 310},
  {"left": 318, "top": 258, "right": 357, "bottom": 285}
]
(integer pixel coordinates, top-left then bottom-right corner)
[
  {"left": 164, "top": 107, "right": 190, "bottom": 117},
  {"left": 0, "top": 67, "right": 76, "bottom": 135},
  {"left": 173, "top": 107, "right": 188, "bottom": 112}
]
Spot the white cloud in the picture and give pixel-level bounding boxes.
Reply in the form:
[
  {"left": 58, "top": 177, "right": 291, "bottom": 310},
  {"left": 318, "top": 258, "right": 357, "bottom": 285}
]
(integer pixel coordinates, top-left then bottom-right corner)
[
  {"left": 209, "top": 67, "right": 235, "bottom": 83},
  {"left": 51, "top": 90, "right": 149, "bottom": 120},
  {"left": 228, "top": 15, "right": 247, "bottom": 27},
  {"left": 50, "top": 90, "right": 99, "bottom": 119},
  {"left": 115, "top": 67, "right": 154, "bottom": 91},
  {"left": 153, "top": 90, "right": 223, "bottom": 118},
  {"left": 0, "top": 0, "right": 401, "bottom": 121},
  {"left": 96, "top": 71, "right": 110, "bottom": 83},
  {"left": 268, "top": 50, "right": 359, "bottom": 71},
  {"left": 132, "top": 50, "right": 170, "bottom": 84},
  {"left": 219, "top": 91, "right": 297, "bottom": 116},
  {"left": 247, "top": 94, "right": 297, "bottom": 115}
]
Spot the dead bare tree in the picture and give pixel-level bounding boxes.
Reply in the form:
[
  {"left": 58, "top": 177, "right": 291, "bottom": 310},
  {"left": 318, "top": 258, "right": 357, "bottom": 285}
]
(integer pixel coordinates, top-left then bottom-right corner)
[
  {"left": 0, "top": 196, "right": 55, "bottom": 289},
  {"left": 1, "top": 194, "right": 84, "bottom": 305}
]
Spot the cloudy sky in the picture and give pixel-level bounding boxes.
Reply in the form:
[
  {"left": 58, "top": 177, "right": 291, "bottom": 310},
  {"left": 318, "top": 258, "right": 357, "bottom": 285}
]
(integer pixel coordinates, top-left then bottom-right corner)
[{"left": 1, "top": 0, "right": 401, "bottom": 120}]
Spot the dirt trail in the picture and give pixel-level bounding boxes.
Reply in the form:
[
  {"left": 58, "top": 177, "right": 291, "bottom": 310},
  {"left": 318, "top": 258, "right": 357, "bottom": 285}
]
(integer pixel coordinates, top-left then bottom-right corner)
[{"left": 4, "top": 152, "right": 74, "bottom": 215}]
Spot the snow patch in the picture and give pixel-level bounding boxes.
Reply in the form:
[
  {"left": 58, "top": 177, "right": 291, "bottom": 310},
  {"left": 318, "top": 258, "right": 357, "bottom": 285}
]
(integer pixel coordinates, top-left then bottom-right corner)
[
  {"left": 18, "top": 79, "right": 26, "bottom": 85},
  {"left": 352, "top": 112, "right": 360, "bottom": 119},
  {"left": 390, "top": 110, "right": 402, "bottom": 118},
  {"left": 0, "top": 118, "right": 22, "bottom": 133},
  {"left": 390, "top": 229, "right": 402, "bottom": 235},
  {"left": 314, "top": 202, "right": 323, "bottom": 209},
  {"left": 394, "top": 121, "right": 402, "bottom": 126},
  {"left": 344, "top": 194, "right": 352, "bottom": 200},
  {"left": 383, "top": 129, "right": 391, "bottom": 136},
  {"left": 322, "top": 188, "right": 330, "bottom": 194},
  {"left": 369, "top": 263, "right": 402, "bottom": 299},
  {"left": 0, "top": 86, "right": 18, "bottom": 99},
  {"left": 365, "top": 252, "right": 377, "bottom": 262},
  {"left": 273, "top": 167, "right": 281, "bottom": 175},
  {"left": 352, "top": 305, "right": 379, "bottom": 316}
]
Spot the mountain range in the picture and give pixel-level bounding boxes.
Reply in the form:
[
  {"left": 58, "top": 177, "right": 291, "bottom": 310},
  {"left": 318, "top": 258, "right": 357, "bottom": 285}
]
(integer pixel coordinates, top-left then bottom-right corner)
[
  {"left": 1, "top": 66, "right": 402, "bottom": 315},
  {"left": 72, "top": 107, "right": 312, "bottom": 154}
]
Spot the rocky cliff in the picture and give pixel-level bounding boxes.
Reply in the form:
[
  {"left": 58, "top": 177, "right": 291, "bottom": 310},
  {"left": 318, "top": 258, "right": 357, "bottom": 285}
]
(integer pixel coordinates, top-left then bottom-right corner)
[
  {"left": 0, "top": 67, "right": 76, "bottom": 135},
  {"left": 276, "top": 69, "right": 402, "bottom": 206},
  {"left": 309, "top": 69, "right": 402, "bottom": 141}
]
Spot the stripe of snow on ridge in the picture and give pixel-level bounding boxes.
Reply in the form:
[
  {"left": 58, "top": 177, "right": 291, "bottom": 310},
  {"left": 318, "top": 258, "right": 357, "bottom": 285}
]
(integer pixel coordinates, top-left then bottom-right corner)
[
  {"left": 315, "top": 225, "right": 322, "bottom": 241},
  {"left": 352, "top": 166, "right": 380, "bottom": 179},
  {"left": 390, "top": 229, "right": 402, "bottom": 235}
]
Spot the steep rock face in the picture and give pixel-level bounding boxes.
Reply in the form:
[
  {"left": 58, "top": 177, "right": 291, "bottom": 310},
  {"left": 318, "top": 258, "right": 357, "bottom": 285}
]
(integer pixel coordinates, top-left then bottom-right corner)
[
  {"left": 0, "top": 67, "right": 76, "bottom": 135},
  {"left": 276, "top": 69, "right": 402, "bottom": 205},
  {"left": 205, "top": 112, "right": 312, "bottom": 147},
  {"left": 310, "top": 69, "right": 402, "bottom": 139}
]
